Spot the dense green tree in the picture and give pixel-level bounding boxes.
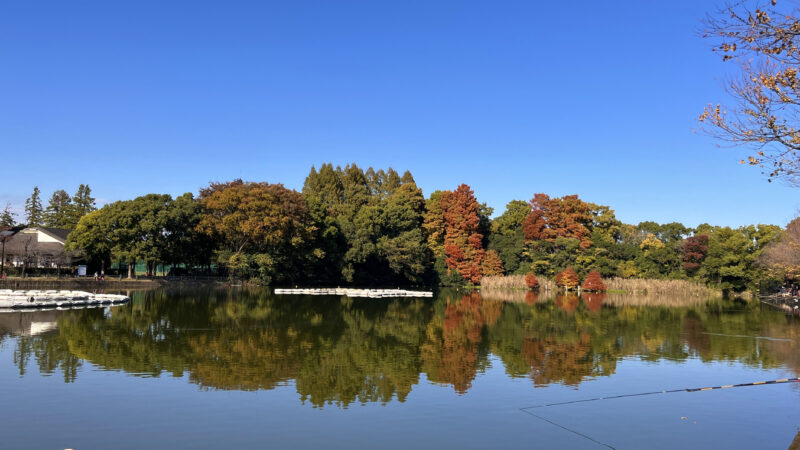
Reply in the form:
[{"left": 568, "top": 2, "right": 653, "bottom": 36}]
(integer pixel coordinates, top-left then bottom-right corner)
[
  {"left": 67, "top": 193, "right": 210, "bottom": 277},
  {"left": 163, "top": 193, "right": 212, "bottom": 269},
  {"left": 302, "top": 164, "right": 347, "bottom": 283},
  {"left": 635, "top": 221, "right": 690, "bottom": 247},
  {"left": 486, "top": 201, "right": 530, "bottom": 271},
  {"left": 65, "top": 206, "right": 117, "bottom": 272},
  {"left": 698, "top": 227, "right": 761, "bottom": 293},
  {"left": 303, "top": 164, "right": 430, "bottom": 285},
  {"left": 374, "top": 181, "right": 430, "bottom": 283},
  {"left": 198, "top": 181, "right": 318, "bottom": 284},
  {"left": 487, "top": 200, "right": 530, "bottom": 275}
]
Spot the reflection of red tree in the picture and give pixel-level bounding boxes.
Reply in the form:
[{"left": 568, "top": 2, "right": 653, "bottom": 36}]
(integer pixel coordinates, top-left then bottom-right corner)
[
  {"left": 521, "top": 332, "right": 595, "bottom": 386},
  {"left": 556, "top": 293, "right": 580, "bottom": 313},
  {"left": 424, "top": 293, "right": 501, "bottom": 394},
  {"left": 481, "top": 298, "right": 503, "bottom": 328},
  {"left": 683, "top": 316, "right": 711, "bottom": 355},
  {"left": 525, "top": 291, "right": 539, "bottom": 305},
  {"left": 582, "top": 293, "right": 606, "bottom": 313}
]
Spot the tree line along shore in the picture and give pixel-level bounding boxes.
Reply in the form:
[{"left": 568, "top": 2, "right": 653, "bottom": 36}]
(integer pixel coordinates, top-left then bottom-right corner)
[{"left": 4, "top": 164, "right": 798, "bottom": 294}]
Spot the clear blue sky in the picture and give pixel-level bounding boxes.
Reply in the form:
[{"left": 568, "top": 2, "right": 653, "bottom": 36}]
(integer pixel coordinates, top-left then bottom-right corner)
[{"left": 2, "top": 1, "right": 797, "bottom": 228}]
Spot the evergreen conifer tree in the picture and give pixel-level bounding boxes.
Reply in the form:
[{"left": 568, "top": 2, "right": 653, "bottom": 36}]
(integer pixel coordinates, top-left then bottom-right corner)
[
  {"left": 24, "top": 186, "right": 44, "bottom": 227},
  {"left": 44, "top": 189, "right": 72, "bottom": 228},
  {"left": 65, "top": 184, "right": 96, "bottom": 228},
  {"left": 0, "top": 203, "right": 16, "bottom": 227}
]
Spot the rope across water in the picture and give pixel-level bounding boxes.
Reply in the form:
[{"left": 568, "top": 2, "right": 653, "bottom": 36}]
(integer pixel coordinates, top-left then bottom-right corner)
[
  {"left": 521, "top": 377, "right": 800, "bottom": 410},
  {"left": 518, "top": 378, "right": 800, "bottom": 449}
]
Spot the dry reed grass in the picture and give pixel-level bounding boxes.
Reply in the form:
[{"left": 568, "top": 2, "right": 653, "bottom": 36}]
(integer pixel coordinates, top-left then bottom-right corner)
[
  {"left": 480, "top": 275, "right": 555, "bottom": 292},
  {"left": 605, "top": 277, "right": 720, "bottom": 298},
  {"left": 480, "top": 275, "right": 725, "bottom": 308}
]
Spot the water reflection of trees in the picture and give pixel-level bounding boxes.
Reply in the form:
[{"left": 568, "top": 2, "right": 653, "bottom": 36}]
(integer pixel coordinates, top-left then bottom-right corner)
[{"left": 4, "top": 288, "right": 799, "bottom": 406}]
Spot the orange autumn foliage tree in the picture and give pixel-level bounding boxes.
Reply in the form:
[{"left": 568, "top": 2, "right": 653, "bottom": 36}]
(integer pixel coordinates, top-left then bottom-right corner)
[
  {"left": 581, "top": 270, "right": 606, "bottom": 292},
  {"left": 481, "top": 249, "right": 505, "bottom": 277},
  {"left": 441, "top": 184, "right": 485, "bottom": 284},
  {"left": 522, "top": 194, "right": 594, "bottom": 249},
  {"left": 555, "top": 267, "right": 580, "bottom": 290},
  {"left": 525, "top": 273, "right": 539, "bottom": 290}
]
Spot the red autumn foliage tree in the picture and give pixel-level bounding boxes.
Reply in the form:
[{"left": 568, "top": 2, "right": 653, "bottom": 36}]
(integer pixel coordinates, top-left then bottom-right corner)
[
  {"left": 581, "top": 270, "right": 606, "bottom": 292},
  {"left": 441, "top": 184, "right": 485, "bottom": 284},
  {"left": 481, "top": 249, "right": 505, "bottom": 277},
  {"left": 524, "top": 290, "right": 539, "bottom": 305},
  {"left": 682, "top": 234, "right": 709, "bottom": 274},
  {"left": 522, "top": 194, "right": 594, "bottom": 249},
  {"left": 525, "top": 273, "right": 539, "bottom": 290},
  {"left": 554, "top": 267, "right": 580, "bottom": 290}
]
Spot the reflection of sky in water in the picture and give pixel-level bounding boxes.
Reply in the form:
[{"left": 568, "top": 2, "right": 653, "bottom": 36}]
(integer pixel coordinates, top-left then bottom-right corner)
[{"left": 0, "top": 288, "right": 797, "bottom": 449}]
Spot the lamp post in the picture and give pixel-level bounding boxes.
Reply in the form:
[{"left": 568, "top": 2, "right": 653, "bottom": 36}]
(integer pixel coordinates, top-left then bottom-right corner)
[{"left": 1, "top": 237, "right": 5, "bottom": 278}]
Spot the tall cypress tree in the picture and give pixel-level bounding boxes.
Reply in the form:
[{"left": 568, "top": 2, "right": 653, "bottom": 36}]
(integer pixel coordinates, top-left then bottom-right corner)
[
  {"left": 24, "top": 186, "right": 44, "bottom": 227},
  {"left": 302, "top": 164, "right": 346, "bottom": 283},
  {"left": 65, "top": 184, "right": 96, "bottom": 228},
  {"left": 44, "top": 189, "right": 72, "bottom": 228}
]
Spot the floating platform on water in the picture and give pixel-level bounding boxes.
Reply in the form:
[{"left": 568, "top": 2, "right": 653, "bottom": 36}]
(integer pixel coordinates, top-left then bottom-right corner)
[
  {"left": 0, "top": 290, "right": 130, "bottom": 310},
  {"left": 274, "top": 288, "right": 434, "bottom": 298}
]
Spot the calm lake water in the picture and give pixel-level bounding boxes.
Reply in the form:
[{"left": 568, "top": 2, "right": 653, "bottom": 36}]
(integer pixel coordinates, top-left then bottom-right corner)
[{"left": 0, "top": 287, "right": 798, "bottom": 449}]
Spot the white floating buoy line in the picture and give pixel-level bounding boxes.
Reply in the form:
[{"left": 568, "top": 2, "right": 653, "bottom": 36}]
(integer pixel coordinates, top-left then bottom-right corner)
[
  {"left": 273, "top": 288, "right": 434, "bottom": 298},
  {"left": 0, "top": 289, "right": 130, "bottom": 310}
]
